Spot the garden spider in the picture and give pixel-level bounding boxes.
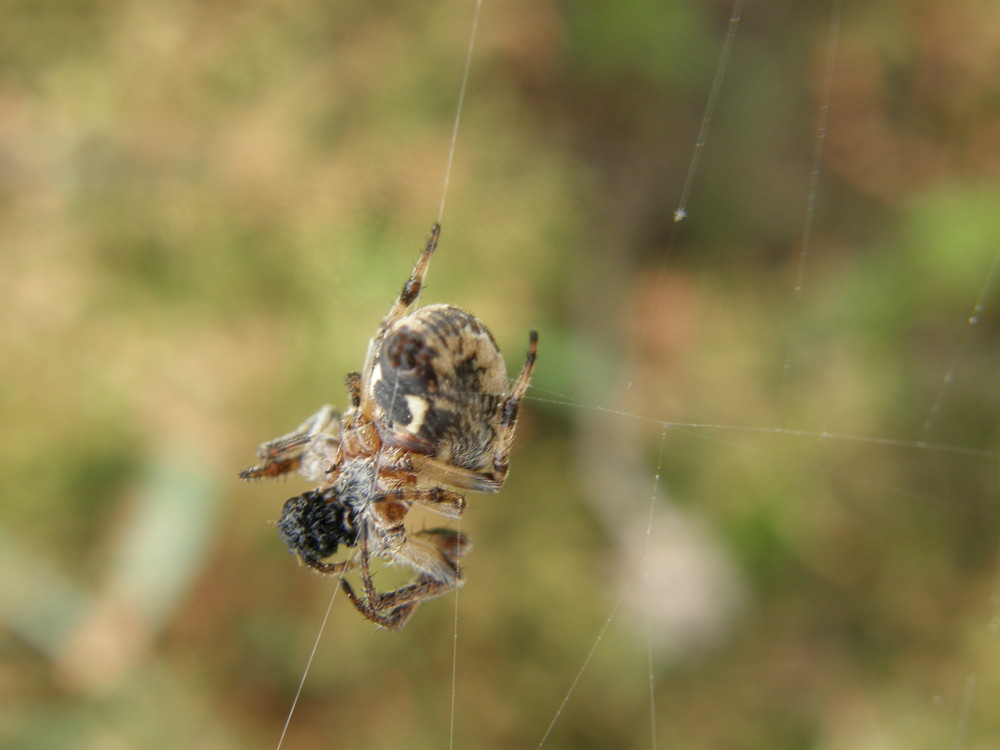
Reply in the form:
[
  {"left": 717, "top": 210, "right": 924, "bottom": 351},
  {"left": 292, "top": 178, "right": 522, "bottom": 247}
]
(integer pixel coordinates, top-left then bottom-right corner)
[{"left": 241, "top": 224, "right": 537, "bottom": 630}]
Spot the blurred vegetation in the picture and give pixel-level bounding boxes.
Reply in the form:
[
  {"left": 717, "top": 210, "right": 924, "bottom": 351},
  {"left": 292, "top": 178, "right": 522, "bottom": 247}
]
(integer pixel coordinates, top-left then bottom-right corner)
[{"left": 2, "top": 0, "right": 1000, "bottom": 748}]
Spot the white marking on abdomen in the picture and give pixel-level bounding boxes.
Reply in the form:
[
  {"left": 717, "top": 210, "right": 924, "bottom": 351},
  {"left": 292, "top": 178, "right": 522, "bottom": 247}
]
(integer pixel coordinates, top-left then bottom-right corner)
[{"left": 404, "top": 394, "right": 430, "bottom": 434}]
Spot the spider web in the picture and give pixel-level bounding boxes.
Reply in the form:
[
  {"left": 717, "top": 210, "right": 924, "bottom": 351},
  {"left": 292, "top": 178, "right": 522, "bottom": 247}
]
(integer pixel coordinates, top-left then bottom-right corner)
[
  {"left": 433, "top": 2, "right": 1000, "bottom": 749},
  {"left": 264, "top": 2, "right": 1000, "bottom": 748}
]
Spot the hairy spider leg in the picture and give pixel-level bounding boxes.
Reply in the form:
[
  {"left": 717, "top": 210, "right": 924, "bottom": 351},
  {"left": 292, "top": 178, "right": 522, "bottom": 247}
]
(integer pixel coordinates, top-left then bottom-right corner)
[
  {"left": 380, "top": 484, "right": 467, "bottom": 518},
  {"left": 301, "top": 557, "right": 356, "bottom": 576},
  {"left": 359, "top": 224, "right": 441, "bottom": 406},
  {"left": 341, "top": 574, "right": 458, "bottom": 631},
  {"left": 489, "top": 329, "right": 538, "bottom": 486},
  {"left": 341, "top": 518, "right": 466, "bottom": 630},
  {"left": 240, "top": 405, "right": 340, "bottom": 480},
  {"left": 389, "top": 223, "right": 440, "bottom": 320}
]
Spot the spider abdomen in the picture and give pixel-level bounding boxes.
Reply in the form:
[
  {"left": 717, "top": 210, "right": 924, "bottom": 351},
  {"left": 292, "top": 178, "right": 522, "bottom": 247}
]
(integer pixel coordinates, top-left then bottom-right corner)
[{"left": 370, "top": 303, "right": 509, "bottom": 471}]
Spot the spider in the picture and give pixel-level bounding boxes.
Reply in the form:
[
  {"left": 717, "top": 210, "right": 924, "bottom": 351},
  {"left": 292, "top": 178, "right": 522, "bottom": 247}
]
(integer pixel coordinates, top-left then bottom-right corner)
[{"left": 241, "top": 224, "right": 537, "bottom": 630}]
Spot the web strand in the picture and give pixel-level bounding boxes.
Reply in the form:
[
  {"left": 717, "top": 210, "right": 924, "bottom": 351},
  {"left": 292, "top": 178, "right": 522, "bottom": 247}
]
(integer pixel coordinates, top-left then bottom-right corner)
[
  {"left": 437, "top": 0, "right": 484, "bottom": 226},
  {"left": 576, "top": 3, "right": 748, "bottom": 738},
  {"left": 276, "top": 562, "right": 351, "bottom": 750},
  {"left": 438, "top": 3, "right": 484, "bottom": 745},
  {"left": 793, "top": 0, "right": 842, "bottom": 294},
  {"left": 536, "top": 547, "right": 645, "bottom": 747},
  {"left": 921, "top": 251, "right": 1000, "bottom": 438},
  {"left": 780, "top": 0, "right": 842, "bottom": 391},
  {"left": 536, "top": 428, "right": 669, "bottom": 748},
  {"left": 673, "top": 0, "right": 745, "bottom": 223},
  {"left": 643, "top": 429, "right": 667, "bottom": 750},
  {"left": 527, "top": 395, "right": 1000, "bottom": 461}
]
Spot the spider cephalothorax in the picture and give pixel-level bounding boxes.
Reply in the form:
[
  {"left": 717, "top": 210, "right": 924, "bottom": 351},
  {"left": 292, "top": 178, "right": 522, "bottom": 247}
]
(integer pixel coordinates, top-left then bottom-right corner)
[{"left": 242, "top": 224, "right": 536, "bottom": 630}]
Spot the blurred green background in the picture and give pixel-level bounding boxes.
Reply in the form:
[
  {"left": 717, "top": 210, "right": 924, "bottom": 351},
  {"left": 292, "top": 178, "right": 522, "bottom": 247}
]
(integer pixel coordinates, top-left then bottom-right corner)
[{"left": 2, "top": 0, "right": 1000, "bottom": 748}]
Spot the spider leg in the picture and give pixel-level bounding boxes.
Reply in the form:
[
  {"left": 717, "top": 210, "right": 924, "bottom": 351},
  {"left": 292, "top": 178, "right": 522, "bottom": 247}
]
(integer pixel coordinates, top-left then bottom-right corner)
[
  {"left": 385, "top": 223, "right": 440, "bottom": 324},
  {"left": 341, "top": 573, "right": 461, "bottom": 632},
  {"left": 359, "top": 225, "right": 441, "bottom": 400},
  {"left": 345, "top": 371, "right": 362, "bottom": 408},
  {"left": 414, "top": 527, "right": 471, "bottom": 562},
  {"left": 393, "top": 533, "right": 466, "bottom": 582},
  {"left": 407, "top": 455, "right": 503, "bottom": 492},
  {"left": 382, "top": 485, "right": 467, "bottom": 518},
  {"left": 353, "top": 524, "right": 377, "bottom": 596},
  {"left": 487, "top": 329, "right": 537, "bottom": 487},
  {"left": 342, "top": 526, "right": 465, "bottom": 630},
  {"left": 240, "top": 405, "right": 340, "bottom": 481},
  {"left": 302, "top": 557, "right": 356, "bottom": 575}
]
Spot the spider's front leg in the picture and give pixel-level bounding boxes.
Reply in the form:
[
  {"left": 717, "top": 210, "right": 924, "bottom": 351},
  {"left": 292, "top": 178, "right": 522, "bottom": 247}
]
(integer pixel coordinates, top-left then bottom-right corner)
[
  {"left": 360, "top": 225, "right": 441, "bottom": 394},
  {"left": 387, "top": 223, "right": 440, "bottom": 323}
]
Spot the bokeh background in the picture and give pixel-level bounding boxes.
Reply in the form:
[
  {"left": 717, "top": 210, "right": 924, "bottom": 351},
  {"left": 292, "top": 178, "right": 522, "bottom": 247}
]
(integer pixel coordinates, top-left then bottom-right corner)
[{"left": 3, "top": 1, "right": 1000, "bottom": 748}]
